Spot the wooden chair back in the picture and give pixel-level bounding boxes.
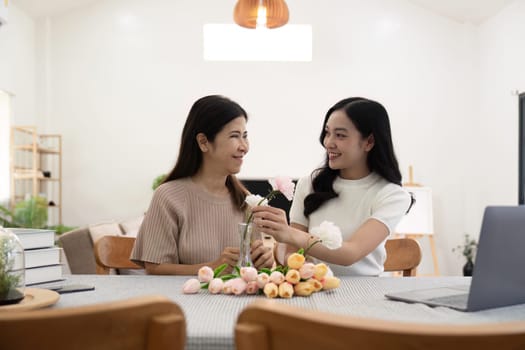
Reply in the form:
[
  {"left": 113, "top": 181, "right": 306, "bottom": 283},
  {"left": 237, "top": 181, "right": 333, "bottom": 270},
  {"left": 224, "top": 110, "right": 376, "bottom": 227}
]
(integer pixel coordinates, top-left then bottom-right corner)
[
  {"left": 94, "top": 235, "right": 141, "bottom": 274},
  {"left": 0, "top": 295, "right": 186, "bottom": 350},
  {"left": 384, "top": 238, "right": 422, "bottom": 276},
  {"left": 236, "top": 300, "right": 525, "bottom": 350}
]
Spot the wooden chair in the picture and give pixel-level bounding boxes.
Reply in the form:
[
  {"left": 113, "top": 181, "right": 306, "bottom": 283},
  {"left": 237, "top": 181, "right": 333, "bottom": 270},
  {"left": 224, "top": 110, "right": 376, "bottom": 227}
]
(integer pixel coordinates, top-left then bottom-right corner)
[
  {"left": 0, "top": 295, "right": 186, "bottom": 350},
  {"left": 384, "top": 238, "right": 422, "bottom": 276},
  {"left": 235, "top": 300, "right": 525, "bottom": 350},
  {"left": 94, "top": 235, "right": 141, "bottom": 274}
]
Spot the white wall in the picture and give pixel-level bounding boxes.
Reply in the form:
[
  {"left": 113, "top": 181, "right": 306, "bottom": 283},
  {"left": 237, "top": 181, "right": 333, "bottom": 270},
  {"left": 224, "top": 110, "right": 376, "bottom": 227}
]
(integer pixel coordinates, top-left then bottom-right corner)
[
  {"left": 13, "top": 0, "right": 521, "bottom": 275},
  {"left": 0, "top": 4, "right": 37, "bottom": 126},
  {"left": 463, "top": 0, "right": 525, "bottom": 259}
]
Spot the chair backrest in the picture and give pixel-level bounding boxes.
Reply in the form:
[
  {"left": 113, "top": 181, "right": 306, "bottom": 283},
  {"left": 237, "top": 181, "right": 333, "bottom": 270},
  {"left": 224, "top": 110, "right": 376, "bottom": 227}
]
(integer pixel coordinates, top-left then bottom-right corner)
[
  {"left": 59, "top": 227, "right": 98, "bottom": 274},
  {"left": 235, "top": 300, "right": 525, "bottom": 350},
  {"left": 94, "top": 235, "right": 141, "bottom": 274},
  {"left": 0, "top": 295, "right": 186, "bottom": 350},
  {"left": 384, "top": 238, "right": 422, "bottom": 276}
]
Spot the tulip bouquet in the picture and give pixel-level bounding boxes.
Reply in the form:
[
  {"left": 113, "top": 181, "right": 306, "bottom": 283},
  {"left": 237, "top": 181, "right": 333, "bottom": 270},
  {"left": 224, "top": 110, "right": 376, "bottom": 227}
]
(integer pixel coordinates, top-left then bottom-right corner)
[{"left": 182, "top": 220, "right": 343, "bottom": 298}]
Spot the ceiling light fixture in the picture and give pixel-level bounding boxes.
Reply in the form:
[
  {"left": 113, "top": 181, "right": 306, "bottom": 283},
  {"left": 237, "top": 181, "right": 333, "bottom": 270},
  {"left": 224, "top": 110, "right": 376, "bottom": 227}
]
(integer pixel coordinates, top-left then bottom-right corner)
[{"left": 233, "top": 0, "right": 289, "bottom": 29}]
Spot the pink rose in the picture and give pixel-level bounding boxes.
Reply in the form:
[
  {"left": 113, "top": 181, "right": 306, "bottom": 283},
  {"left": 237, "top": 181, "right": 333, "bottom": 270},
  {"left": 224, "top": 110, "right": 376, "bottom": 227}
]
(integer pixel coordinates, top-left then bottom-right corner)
[
  {"left": 198, "top": 266, "right": 214, "bottom": 283},
  {"left": 269, "top": 271, "right": 285, "bottom": 285},
  {"left": 240, "top": 266, "right": 258, "bottom": 282},
  {"left": 245, "top": 281, "right": 259, "bottom": 295},
  {"left": 182, "top": 278, "right": 201, "bottom": 294},
  {"left": 230, "top": 278, "right": 247, "bottom": 295},
  {"left": 269, "top": 176, "right": 295, "bottom": 201},
  {"left": 208, "top": 278, "right": 224, "bottom": 294},
  {"left": 299, "top": 263, "right": 315, "bottom": 279},
  {"left": 263, "top": 282, "right": 279, "bottom": 298},
  {"left": 256, "top": 272, "right": 270, "bottom": 288}
]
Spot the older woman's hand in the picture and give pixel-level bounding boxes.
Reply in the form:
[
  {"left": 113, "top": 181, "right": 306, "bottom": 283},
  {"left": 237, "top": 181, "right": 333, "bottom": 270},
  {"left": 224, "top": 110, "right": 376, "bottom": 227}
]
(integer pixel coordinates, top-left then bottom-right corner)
[{"left": 250, "top": 239, "right": 274, "bottom": 269}]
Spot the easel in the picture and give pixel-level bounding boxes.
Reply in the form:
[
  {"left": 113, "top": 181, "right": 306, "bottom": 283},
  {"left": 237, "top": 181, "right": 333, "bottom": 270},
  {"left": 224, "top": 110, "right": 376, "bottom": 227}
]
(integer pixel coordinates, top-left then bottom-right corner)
[{"left": 395, "top": 166, "right": 440, "bottom": 276}]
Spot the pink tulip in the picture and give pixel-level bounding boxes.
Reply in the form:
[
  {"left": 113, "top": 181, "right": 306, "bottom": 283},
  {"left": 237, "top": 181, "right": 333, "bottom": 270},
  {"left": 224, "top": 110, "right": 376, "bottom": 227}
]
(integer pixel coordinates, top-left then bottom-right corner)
[
  {"left": 222, "top": 279, "right": 234, "bottom": 294},
  {"left": 269, "top": 176, "right": 295, "bottom": 201},
  {"left": 307, "top": 278, "right": 323, "bottom": 292},
  {"left": 245, "top": 281, "right": 259, "bottom": 294},
  {"left": 285, "top": 269, "right": 301, "bottom": 285},
  {"left": 294, "top": 281, "right": 314, "bottom": 296},
  {"left": 299, "top": 263, "right": 315, "bottom": 279},
  {"left": 198, "top": 266, "right": 214, "bottom": 283},
  {"left": 313, "top": 263, "right": 328, "bottom": 280},
  {"left": 240, "top": 266, "right": 258, "bottom": 282},
  {"left": 263, "top": 282, "right": 279, "bottom": 298},
  {"left": 230, "top": 278, "right": 247, "bottom": 295},
  {"left": 182, "top": 278, "right": 201, "bottom": 294},
  {"left": 322, "top": 276, "right": 341, "bottom": 290},
  {"left": 256, "top": 272, "right": 270, "bottom": 288},
  {"left": 287, "top": 253, "right": 305, "bottom": 269},
  {"left": 269, "top": 271, "right": 285, "bottom": 285},
  {"left": 278, "top": 282, "right": 294, "bottom": 298},
  {"left": 208, "top": 278, "right": 224, "bottom": 294}
]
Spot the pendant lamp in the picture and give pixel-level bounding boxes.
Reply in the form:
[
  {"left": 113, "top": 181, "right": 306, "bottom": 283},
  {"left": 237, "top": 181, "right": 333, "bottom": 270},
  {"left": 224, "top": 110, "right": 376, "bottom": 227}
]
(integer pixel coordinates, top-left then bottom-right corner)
[{"left": 233, "top": 0, "right": 289, "bottom": 29}]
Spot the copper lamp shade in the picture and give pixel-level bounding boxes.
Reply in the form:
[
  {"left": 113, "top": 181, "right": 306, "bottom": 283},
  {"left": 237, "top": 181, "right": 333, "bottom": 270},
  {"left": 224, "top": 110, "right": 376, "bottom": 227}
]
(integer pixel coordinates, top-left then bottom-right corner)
[{"left": 234, "top": 0, "right": 289, "bottom": 29}]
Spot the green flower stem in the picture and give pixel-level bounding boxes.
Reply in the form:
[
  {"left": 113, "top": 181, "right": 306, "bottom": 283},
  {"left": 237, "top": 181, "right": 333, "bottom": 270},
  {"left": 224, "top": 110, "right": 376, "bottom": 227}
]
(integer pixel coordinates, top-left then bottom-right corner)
[
  {"left": 243, "top": 190, "right": 279, "bottom": 241},
  {"left": 303, "top": 236, "right": 322, "bottom": 257}
]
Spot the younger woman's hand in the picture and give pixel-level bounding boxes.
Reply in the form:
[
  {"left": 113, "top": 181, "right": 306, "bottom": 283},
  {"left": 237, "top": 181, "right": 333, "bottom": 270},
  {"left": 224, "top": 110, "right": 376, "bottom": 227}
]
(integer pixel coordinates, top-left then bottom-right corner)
[{"left": 252, "top": 206, "right": 291, "bottom": 243}]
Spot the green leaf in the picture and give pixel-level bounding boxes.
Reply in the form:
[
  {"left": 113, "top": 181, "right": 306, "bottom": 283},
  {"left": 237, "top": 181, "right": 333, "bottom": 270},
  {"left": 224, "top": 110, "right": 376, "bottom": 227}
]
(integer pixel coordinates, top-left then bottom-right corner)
[
  {"left": 213, "top": 263, "right": 228, "bottom": 277},
  {"left": 201, "top": 282, "right": 209, "bottom": 289},
  {"left": 259, "top": 268, "right": 272, "bottom": 275},
  {"left": 234, "top": 266, "right": 241, "bottom": 275},
  {"left": 220, "top": 274, "right": 238, "bottom": 281},
  {"left": 297, "top": 248, "right": 305, "bottom": 255}
]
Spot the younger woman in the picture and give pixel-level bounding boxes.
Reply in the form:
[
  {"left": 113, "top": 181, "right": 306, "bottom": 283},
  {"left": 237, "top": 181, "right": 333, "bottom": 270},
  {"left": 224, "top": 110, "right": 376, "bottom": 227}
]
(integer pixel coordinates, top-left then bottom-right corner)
[{"left": 252, "top": 97, "right": 411, "bottom": 276}]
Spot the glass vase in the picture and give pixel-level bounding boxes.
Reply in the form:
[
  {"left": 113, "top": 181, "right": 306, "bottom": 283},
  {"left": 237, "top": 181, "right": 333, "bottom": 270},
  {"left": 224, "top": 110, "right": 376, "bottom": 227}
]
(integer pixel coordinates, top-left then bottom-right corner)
[
  {"left": 237, "top": 222, "right": 254, "bottom": 267},
  {"left": 0, "top": 227, "right": 25, "bottom": 305}
]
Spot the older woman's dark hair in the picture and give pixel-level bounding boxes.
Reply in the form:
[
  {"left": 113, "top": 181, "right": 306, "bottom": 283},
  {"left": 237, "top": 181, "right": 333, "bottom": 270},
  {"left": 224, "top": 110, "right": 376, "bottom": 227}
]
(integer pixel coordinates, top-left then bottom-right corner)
[
  {"left": 304, "top": 97, "right": 403, "bottom": 216},
  {"left": 163, "top": 95, "right": 248, "bottom": 208}
]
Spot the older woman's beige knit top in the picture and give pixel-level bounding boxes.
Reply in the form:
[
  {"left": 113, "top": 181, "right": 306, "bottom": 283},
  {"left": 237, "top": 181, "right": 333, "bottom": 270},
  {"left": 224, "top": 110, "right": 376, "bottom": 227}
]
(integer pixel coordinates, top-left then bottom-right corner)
[{"left": 130, "top": 178, "right": 244, "bottom": 267}]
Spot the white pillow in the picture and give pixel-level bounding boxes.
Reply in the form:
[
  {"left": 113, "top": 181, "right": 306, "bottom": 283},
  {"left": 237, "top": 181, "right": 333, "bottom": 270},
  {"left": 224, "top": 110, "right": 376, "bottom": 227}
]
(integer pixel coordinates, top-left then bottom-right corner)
[
  {"left": 119, "top": 216, "right": 144, "bottom": 238},
  {"left": 88, "top": 221, "right": 123, "bottom": 243}
]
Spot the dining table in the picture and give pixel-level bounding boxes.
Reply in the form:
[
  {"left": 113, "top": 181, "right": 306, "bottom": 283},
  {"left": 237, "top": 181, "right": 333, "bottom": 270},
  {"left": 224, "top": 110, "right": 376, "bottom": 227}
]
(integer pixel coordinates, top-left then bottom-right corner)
[{"left": 49, "top": 274, "right": 525, "bottom": 350}]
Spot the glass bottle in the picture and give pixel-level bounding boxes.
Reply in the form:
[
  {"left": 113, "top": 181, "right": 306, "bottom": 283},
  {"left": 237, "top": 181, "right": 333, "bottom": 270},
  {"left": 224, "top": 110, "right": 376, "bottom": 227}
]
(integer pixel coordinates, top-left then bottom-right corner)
[{"left": 237, "top": 222, "right": 254, "bottom": 267}]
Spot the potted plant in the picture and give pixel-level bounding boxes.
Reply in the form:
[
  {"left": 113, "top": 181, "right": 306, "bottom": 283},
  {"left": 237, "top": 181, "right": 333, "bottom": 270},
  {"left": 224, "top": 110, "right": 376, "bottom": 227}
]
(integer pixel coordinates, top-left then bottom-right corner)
[
  {"left": 0, "top": 227, "right": 25, "bottom": 305},
  {"left": 453, "top": 234, "right": 478, "bottom": 276},
  {"left": 0, "top": 196, "right": 48, "bottom": 229}
]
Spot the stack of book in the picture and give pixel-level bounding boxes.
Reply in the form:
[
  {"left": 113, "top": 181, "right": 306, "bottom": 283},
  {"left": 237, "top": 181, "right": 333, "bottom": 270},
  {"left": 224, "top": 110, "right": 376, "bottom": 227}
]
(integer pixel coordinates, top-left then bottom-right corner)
[{"left": 9, "top": 228, "right": 64, "bottom": 285}]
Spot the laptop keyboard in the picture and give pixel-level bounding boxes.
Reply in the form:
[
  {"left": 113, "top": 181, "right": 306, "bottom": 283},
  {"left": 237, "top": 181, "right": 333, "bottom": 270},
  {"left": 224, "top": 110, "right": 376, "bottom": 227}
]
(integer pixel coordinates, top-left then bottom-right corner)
[{"left": 427, "top": 293, "right": 468, "bottom": 307}]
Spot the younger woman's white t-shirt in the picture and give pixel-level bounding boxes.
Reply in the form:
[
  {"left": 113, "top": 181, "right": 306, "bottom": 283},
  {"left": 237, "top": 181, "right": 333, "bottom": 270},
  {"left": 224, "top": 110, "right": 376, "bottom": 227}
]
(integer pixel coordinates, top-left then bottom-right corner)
[{"left": 290, "top": 172, "right": 411, "bottom": 276}]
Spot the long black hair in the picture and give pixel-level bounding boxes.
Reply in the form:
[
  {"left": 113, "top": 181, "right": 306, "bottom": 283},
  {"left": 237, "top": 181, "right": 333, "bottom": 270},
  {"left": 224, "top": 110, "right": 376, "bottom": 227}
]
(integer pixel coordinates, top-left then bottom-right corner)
[
  {"left": 304, "top": 97, "right": 402, "bottom": 216},
  {"left": 162, "top": 95, "right": 248, "bottom": 208}
]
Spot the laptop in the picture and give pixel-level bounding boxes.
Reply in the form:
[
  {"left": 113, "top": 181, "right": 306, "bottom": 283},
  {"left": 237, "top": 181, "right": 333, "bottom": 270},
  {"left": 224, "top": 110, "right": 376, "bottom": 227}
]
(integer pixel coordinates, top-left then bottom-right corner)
[{"left": 385, "top": 206, "right": 525, "bottom": 311}]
